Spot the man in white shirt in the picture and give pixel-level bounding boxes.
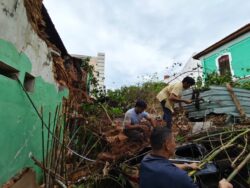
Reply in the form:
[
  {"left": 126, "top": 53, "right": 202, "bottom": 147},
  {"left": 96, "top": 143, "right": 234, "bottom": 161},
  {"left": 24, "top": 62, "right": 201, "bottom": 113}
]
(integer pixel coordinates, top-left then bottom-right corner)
[{"left": 123, "top": 100, "right": 155, "bottom": 141}]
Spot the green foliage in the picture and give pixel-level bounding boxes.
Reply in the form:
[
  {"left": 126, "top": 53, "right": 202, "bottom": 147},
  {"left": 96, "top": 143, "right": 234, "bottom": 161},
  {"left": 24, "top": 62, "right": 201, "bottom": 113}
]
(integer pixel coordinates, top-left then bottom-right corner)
[
  {"left": 82, "top": 103, "right": 102, "bottom": 115},
  {"left": 80, "top": 57, "right": 100, "bottom": 93},
  {"left": 237, "top": 80, "right": 250, "bottom": 90},
  {"left": 82, "top": 102, "right": 123, "bottom": 119},
  {"left": 204, "top": 72, "right": 232, "bottom": 87},
  {"left": 176, "top": 135, "right": 185, "bottom": 143},
  {"left": 87, "top": 73, "right": 166, "bottom": 118},
  {"left": 106, "top": 77, "right": 166, "bottom": 113},
  {"left": 196, "top": 72, "right": 250, "bottom": 90},
  {"left": 108, "top": 107, "right": 123, "bottom": 118},
  {"left": 195, "top": 76, "right": 203, "bottom": 90},
  {"left": 80, "top": 57, "right": 92, "bottom": 72}
]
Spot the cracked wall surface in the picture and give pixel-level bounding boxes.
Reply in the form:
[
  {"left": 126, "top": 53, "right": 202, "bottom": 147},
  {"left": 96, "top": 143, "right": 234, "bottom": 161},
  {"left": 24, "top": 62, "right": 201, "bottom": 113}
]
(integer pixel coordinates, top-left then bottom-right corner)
[
  {"left": 0, "top": 0, "right": 69, "bottom": 184},
  {"left": 0, "top": 0, "right": 56, "bottom": 85}
]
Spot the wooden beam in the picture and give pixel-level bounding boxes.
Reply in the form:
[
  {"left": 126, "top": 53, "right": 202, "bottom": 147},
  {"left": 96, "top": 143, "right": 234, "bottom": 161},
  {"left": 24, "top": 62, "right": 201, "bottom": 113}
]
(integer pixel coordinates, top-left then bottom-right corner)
[{"left": 226, "top": 83, "right": 246, "bottom": 118}]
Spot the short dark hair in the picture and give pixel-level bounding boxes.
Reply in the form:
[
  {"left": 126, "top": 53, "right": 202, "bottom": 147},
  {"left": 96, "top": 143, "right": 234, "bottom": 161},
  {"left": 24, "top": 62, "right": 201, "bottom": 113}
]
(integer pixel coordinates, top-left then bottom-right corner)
[
  {"left": 150, "top": 127, "right": 172, "bottom": 150},
  {"left": 135, "top": 99, "right": 147, "bottom": 109},
  {"left": 182, "top": 76, "right": 195, "bottom": 85}
]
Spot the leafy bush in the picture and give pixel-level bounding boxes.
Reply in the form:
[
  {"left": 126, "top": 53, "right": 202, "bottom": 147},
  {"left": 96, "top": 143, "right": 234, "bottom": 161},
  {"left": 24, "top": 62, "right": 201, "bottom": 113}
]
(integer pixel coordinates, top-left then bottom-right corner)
[
  {"left": 195, "top": 72, "right": 250, "bottom": 90},
  {"left": 88, "top": 73, "right": 166, "bottom": 118},
  {"left": 204, "top": 72, "right": 232, "bottom": 86},
  {"left": 237, "top": 80, "right": 250, "bottom": 90},
  {"left": 105, "top": 79, "right": 166, "bottom": 113}
]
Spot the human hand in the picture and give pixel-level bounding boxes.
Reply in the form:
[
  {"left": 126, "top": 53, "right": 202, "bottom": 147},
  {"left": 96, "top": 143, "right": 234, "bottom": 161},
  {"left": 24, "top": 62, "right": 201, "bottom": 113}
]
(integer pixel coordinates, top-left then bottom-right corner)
[
  {"left": 184, "top": 99, "right": 193, "bottom": 104},
  {"left": 186, "top": 163, "right": 200, "bottom": 170},
  {"left": 219, "top": 179, "right": 233, "bottom": 188}
]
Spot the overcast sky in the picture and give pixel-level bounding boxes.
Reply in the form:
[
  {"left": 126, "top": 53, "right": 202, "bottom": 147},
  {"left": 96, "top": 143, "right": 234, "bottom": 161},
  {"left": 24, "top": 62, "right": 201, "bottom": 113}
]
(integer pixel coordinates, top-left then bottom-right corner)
[{"left": 44, "top": 0, "right": 250, "bottom": 89}]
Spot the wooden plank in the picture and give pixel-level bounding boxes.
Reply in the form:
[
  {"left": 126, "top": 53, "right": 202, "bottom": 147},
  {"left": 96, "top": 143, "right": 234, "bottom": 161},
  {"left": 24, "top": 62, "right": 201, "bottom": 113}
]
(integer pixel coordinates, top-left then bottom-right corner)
[{"left": 226, "top": 83, "right": 246, "bottom": 118}]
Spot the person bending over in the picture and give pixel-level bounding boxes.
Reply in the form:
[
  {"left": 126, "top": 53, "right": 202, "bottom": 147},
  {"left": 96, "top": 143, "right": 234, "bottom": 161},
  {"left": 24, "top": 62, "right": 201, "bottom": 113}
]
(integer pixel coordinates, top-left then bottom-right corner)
[
  {"left": 123, "top": 100, "right": 155, "bottom": 142},
  {"left": 156, "top": 76, "right": 195, "bottom": 129}
]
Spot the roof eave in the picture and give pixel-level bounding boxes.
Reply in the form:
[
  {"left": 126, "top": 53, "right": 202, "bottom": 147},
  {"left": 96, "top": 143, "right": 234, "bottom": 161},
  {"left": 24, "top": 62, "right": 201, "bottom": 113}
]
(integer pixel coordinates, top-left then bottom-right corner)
[{"left": 193, "top": 23, "right": 250, "bottom": 60}]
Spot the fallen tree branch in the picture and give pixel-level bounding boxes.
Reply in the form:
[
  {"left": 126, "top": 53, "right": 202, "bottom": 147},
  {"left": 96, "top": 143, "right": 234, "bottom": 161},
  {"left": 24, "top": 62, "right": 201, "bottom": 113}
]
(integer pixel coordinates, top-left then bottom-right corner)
[
  {"left": 55, "top": 179, "right": 67, "bottom": 188},
  {"left": 189, "top": 128, "right": 250, "bottom": 176},
  {"left": 29, "top": 153, "right": 65, "bottom": 182},
  {"left": 227, "top": 153, "right": 250, "bottom": 182},
  {"left": 193, "top": 129, "right": 245, "bottom": 142},
  {"left": 189, "top": 144, "right": 235, "bottom": 176},
  {"left": 220, "top": 134, "right": 232, "bottom": 164},
  {"left": 231, "top": 135, "right": 248, "bottom": 167},
  {"left": 100, "top": 104, "right": 114, "bottom": 126}
]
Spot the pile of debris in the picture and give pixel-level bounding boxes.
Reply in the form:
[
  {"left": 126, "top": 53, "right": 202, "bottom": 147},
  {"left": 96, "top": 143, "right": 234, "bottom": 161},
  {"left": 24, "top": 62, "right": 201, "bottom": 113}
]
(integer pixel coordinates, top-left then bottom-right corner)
[
  {"left": 3, "top": 104, "right": 250, "bottom": 188},
  {"left": 32, "top": 103, "right": 250, "bottom": 187},
  {"left": 24, "top": 0, "right": 92, "bottom": 108},
  {"left": 4, "top": 81, "right": 250, "bottom": 188}
]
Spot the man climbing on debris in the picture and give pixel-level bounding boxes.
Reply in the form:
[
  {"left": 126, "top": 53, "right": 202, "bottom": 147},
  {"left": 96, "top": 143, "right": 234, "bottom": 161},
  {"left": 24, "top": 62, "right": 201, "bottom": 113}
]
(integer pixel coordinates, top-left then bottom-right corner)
[
  {"left": 123, "top": 100, "right": 156, "bottom": 142},
  {"left": 139, "top": 126, "right": 233, "bottom": 188},
  {"left": 156, "top": 76, "right": 195, "bottom": 129}
]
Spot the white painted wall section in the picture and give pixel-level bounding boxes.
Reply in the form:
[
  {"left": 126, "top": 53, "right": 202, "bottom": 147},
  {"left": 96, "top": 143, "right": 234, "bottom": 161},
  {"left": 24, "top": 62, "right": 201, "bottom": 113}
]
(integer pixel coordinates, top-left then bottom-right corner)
[{"left": 0, "top": 0, "right": 56, "bottom": 85}]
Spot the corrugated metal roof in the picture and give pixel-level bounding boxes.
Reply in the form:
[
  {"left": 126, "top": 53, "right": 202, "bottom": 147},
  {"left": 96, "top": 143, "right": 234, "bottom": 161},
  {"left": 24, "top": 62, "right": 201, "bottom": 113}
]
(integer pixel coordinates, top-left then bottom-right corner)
[{"left": 182, "top": 86, "right": 250, "bottom": 119}]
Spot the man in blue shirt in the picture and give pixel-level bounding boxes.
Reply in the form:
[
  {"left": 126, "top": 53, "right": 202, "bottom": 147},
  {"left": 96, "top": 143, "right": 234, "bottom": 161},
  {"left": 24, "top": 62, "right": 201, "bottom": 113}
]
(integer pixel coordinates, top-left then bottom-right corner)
[
  {"left": 140, "top": 127, "right": 233, "bottom": 188},
  {"left": 123, "top": 100, "right": 155, "bottom": 141}
]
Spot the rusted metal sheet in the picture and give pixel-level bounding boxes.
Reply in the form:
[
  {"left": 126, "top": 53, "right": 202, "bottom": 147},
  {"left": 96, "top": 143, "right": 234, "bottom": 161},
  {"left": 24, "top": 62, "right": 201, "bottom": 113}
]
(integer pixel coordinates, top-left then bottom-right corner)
[{"left": 182, "top": 86, "right": 250, "bottom": 119}]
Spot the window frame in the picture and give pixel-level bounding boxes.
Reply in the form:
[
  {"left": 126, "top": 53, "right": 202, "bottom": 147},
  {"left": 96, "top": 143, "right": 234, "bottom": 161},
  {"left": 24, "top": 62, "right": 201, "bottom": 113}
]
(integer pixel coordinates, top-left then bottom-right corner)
[{"left": 215, "top": 52, "right": 234, "bottom": 76}]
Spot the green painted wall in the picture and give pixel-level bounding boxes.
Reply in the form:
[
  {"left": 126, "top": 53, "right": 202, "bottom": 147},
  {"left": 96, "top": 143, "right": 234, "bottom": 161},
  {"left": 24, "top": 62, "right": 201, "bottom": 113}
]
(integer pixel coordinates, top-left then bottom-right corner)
[
  {"left": 0, "top": 39, "right": 68, "bottom": 184},
  {"left": 203, "top": 36, "right": 250, "bottom": 77}
]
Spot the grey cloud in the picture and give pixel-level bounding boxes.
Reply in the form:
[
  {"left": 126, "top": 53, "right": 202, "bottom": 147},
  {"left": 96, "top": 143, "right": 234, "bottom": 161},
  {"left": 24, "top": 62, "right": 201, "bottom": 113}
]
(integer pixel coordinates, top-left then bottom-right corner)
[{"left": 44, "top": 0, "right": 250, "bottom": 88}]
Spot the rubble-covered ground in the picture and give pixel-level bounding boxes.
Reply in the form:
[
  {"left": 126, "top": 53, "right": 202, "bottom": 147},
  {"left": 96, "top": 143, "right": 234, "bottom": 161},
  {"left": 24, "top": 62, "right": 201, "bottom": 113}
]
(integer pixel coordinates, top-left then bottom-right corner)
[
  {"left": 4, "top": 102, "right": 250, "bottom": 188},
  {"left": 3, "top": 68, "right": 250, "bottom": 187}
]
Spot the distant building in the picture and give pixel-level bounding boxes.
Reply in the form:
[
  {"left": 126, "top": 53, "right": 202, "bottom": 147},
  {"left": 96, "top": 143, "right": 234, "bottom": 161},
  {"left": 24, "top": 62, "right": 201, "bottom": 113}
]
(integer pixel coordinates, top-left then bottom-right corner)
[
  {"left": 164, "top": 55, "right": 202, "bottom": 84},
  {"left": 73, "top": 53, "right": 105, "bottom": 90},
  {"left": 96, "top": 52, "right": 105, "bottom": 88},
  {"left": 193, "top": 23, "right": 250, "bottom": 79}
]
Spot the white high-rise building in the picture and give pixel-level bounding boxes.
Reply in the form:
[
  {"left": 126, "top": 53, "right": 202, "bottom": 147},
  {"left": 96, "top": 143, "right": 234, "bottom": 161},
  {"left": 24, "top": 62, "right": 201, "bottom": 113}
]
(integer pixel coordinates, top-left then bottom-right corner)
[
  {"left": 96, "top": 52, "right": 105, "bottom": 88},
  {"left": 72, "top": 52, "right": 105, "bottom": 89}
]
